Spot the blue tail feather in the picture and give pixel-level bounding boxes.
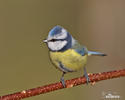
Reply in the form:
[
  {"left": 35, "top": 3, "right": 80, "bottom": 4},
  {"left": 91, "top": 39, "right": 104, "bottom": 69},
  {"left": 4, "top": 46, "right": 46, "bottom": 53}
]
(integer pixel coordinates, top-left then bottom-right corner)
[{"left": 88, "top": 51, "right": 107, "bottom": 56}]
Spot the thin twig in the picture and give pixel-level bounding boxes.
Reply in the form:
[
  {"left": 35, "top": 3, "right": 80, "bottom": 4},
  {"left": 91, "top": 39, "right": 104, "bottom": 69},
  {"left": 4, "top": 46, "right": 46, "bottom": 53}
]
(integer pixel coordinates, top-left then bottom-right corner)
[{"left": 0, "top": 69, "right": 125, "bottom": 100}]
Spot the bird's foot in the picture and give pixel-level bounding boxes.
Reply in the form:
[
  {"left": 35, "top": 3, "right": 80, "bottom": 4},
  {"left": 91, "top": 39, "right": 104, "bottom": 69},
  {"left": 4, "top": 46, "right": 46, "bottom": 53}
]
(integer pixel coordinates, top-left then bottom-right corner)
[
  {"left": 60, "top": 77, "right": 66, "bottom": 88},
  {"left": 83, "top": 67, "right": 90, "bottom": 84},
  {"left": 60, "top": 72, "right": 66, "bottom": 87}
]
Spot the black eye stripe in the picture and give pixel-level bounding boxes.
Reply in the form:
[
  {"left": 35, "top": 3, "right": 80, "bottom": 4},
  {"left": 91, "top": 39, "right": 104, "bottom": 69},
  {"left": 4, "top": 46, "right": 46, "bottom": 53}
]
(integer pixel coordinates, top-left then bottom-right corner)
[
  {"left": 49, "top": 39, "right": 57, "bottom": 42},
  {"left": 49, "top": 39, "right": 65, "bottom": 42}
]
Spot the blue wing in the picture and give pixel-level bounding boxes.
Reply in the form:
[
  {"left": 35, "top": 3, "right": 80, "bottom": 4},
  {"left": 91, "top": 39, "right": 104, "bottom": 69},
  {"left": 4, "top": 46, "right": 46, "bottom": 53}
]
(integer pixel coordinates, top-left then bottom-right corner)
[
  {"left": 71, "top": 40, "right": 88, "bottom": 56},
  {"left": 75, "top": 48, "right": 86, "bottom": 56},
  {"left": 71, "top": 38, "right": 106, "bottom": 56}
]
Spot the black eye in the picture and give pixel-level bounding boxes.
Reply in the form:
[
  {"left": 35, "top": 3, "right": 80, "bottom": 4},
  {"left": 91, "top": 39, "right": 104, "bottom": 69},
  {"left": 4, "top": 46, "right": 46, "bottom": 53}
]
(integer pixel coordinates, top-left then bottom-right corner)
[{"left": 50, "top": 39, "right": 57, "bottom": 42}]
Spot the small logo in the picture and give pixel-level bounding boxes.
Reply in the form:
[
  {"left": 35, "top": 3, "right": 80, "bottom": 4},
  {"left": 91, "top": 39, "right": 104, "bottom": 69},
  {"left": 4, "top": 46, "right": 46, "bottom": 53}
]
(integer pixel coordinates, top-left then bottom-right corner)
[{"left": 102, "top": 91, "right": 120, "bottom": 99}]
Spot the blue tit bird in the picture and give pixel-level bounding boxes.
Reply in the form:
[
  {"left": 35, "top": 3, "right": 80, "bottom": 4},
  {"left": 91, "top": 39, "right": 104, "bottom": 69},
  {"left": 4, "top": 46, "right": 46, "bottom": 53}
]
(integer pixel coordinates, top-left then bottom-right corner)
[{"left": 43, "top": 25, "right": 106, "bottom": 87}]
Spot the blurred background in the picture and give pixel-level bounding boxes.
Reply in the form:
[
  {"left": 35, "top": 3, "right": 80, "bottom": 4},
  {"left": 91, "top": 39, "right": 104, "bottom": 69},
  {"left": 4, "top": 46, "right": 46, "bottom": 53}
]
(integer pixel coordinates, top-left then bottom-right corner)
[{"left": 0, "top": 0, "right": 125, "bottom": 100}]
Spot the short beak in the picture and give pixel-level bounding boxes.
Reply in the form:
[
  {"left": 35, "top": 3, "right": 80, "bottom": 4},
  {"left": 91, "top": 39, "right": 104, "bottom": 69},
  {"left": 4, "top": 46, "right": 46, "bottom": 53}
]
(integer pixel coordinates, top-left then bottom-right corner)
[{"left": 43, "top": 39, "right": 48, "bottom": 43}]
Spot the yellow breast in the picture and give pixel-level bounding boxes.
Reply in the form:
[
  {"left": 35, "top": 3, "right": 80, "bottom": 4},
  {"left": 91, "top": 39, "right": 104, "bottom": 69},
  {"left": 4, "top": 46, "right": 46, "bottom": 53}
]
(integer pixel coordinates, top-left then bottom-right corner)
[{"left": 49, "top": 49, "right": 88, "bottom": 72}]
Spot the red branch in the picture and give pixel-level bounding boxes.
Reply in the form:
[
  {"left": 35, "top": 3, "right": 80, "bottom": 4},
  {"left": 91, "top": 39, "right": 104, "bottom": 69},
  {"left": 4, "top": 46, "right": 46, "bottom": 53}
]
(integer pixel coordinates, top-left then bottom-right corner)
[{"left": 0, "top": 69, "right": 125, "bottom": 100}]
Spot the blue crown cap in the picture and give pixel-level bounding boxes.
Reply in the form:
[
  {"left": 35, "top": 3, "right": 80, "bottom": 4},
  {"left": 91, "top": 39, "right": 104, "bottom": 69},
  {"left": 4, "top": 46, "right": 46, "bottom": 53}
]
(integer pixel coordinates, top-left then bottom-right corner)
[{"left": 49, "top": 25, "right": 64, "bottom": 37}]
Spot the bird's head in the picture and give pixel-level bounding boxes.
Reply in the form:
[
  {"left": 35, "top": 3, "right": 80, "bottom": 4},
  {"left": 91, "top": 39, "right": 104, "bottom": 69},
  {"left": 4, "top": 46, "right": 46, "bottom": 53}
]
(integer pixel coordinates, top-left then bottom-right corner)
[{"left": 43, "top": 25, "right": 72, "bottom": 52}]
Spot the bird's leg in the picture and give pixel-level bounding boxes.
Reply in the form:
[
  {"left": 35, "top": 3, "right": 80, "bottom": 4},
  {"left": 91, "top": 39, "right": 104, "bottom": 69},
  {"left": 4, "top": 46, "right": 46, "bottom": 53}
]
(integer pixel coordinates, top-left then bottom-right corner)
[
  {"left": 60, "top": 72, "right": 66, "bottom": 87},
  {"left": 83, "top": 67, "right": 90, "bottom": 84}
]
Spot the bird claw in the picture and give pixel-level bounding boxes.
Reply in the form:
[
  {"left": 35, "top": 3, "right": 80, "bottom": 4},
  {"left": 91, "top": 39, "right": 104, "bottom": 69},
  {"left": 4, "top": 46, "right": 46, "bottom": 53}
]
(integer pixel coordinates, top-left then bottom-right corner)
[
  {"left": 60, "top": 77, "right": 66, "bottom": 87},
  {"left": 83, "top": 67, "right": 90, "bottom": 84}
]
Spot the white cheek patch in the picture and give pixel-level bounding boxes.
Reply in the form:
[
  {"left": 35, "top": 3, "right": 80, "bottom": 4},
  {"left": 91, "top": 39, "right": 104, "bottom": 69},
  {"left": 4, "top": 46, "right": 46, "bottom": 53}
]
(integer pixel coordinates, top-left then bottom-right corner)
[
  {"left": 48, "top": 40, "right": 67, "bottom": 51},
  {"left": 54, "top": 29, "right": 67, "bottom": 39}
]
